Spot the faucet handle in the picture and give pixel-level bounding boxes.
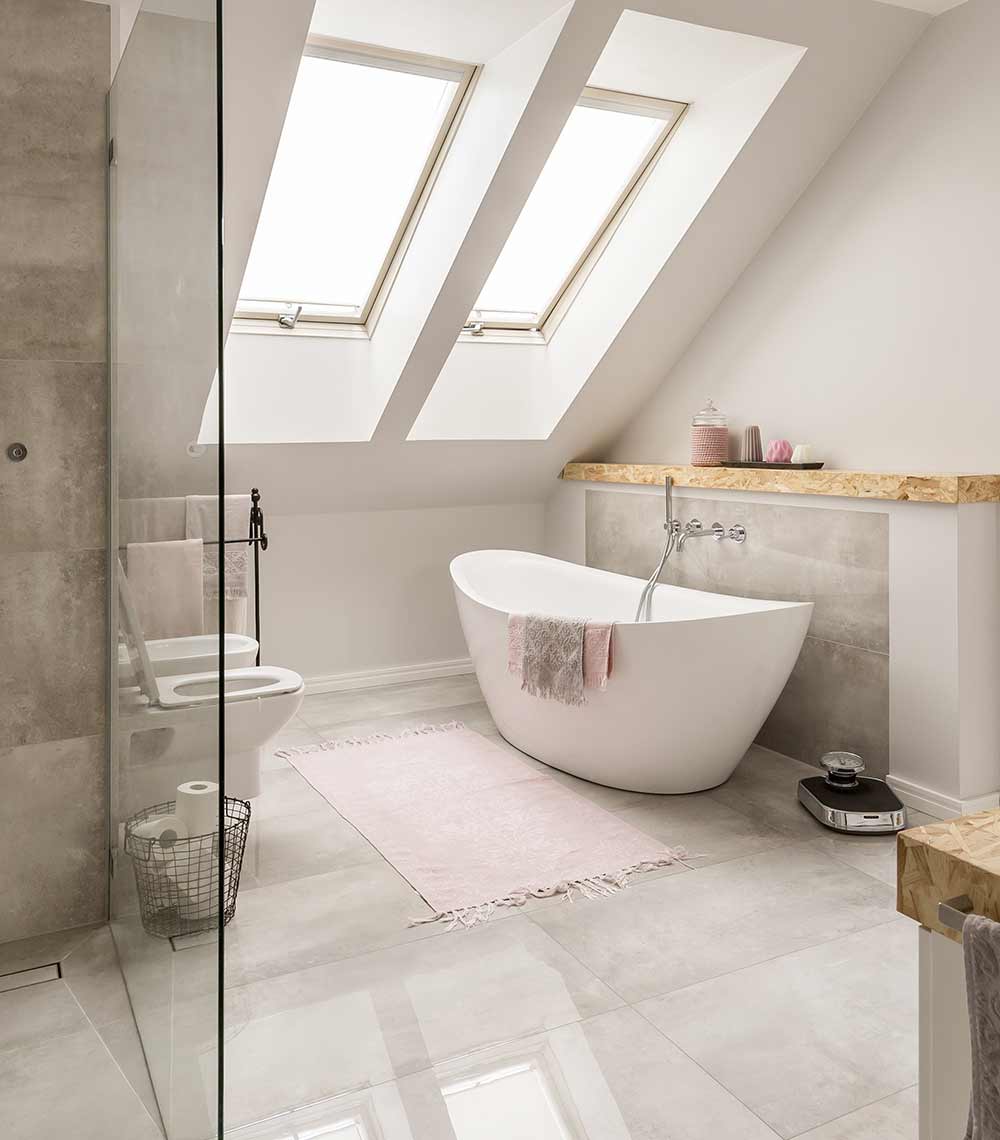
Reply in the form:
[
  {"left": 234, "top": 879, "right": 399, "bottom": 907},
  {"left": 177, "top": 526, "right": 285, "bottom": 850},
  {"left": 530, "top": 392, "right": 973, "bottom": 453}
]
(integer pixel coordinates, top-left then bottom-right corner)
[{"left": 727, "top": 524, "right": 747, "bottom": 543}]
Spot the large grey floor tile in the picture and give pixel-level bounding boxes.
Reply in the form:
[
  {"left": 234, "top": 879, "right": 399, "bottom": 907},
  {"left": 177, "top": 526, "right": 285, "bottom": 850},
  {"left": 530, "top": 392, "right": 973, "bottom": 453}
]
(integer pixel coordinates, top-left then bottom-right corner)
[
  {"left": 261, "top": 717, "right": 321, "bottom": 771},
  {"left": 708, "top": 745, "right": 830, "bottom": 839},
  {"left": 638, "top": 921, "right": 917, "bottom": 1138},
  {"left": 61, "top": 925, "right": 133, "bottom": 1027},
  {"left": 250, "top": 767, "right": 329, "bottom": 821},
  {"left": 809, "top": 812, "right": 934, "bottom": 887},
  {"left": 228, "top": 1006, "right": 780, "bottom": 1140},
  {"left": 616, "top": 792, "right": 795, "bottom": 867},
  {"left": 306, "top": 700, "right": 497, "bottom": 744},
  {"left": 0, "top": 1026, "right": 162, "bottom": 1140},
  {"left": 225, "top": 861, "right": 438, "bottom": 986},
  {"left": 0, "top": 978, "right": 87, "bottom": 1053},
  {"left": 222, "top": 916, "right": 621, "bottom": 1128},
  {"left": 0, "top": 923, "right": 99, "bottom": 975},
  {"left": 529, "top": 842, "right": 895, "bottom": 1003},
  {"left": 298, "top": 674, "right": 482, "bottom": 733},
  {"left": 792, "top": 1086, "right": 917, "bottom": 1138},
  {"left": 240, "top": 805, "right": 382, "bottom": 890}
]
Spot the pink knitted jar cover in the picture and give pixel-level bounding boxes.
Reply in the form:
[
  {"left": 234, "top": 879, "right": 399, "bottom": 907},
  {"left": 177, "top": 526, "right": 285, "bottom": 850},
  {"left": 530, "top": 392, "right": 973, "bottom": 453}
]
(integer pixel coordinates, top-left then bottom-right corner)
[{"left": 691, "top": 425, "right": 729, "bottom": 467}]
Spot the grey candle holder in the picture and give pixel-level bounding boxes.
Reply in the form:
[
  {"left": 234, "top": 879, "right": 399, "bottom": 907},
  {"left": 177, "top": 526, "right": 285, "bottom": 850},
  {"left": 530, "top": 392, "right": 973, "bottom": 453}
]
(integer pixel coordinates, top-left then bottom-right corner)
[{"left": 740, "top": 425, "right": 763, "bottom": 463}]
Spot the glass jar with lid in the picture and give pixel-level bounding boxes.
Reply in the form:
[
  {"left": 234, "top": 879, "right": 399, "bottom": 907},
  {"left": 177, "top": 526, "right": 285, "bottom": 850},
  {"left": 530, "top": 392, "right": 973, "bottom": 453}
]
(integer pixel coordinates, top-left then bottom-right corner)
[{"left": 690, "top": 399, "right": 729, "bottom": 467}]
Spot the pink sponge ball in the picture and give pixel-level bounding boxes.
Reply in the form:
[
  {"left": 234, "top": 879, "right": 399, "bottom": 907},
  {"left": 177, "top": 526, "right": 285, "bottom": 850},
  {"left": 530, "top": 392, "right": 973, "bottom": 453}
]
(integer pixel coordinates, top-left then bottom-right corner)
[{"left": 765, "top": 439, "right": 793, "bottom": 463}]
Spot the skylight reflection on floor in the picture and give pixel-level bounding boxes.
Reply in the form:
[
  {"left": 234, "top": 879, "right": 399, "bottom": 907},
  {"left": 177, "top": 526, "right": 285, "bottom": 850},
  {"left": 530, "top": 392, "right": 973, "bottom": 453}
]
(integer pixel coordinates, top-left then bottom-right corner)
[{"left": 442, "top": 1061, "right": 576, "bottom": 1140}]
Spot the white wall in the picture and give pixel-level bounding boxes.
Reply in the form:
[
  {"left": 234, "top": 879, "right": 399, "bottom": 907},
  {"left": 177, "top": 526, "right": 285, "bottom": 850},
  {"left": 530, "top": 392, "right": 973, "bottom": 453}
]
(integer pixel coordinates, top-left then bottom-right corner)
[
  {"left": 261, "top": 504, "right": 544, "bottom": 682},
  {"left": 610, "top": 0, "right": 998, "bottom": 473}
]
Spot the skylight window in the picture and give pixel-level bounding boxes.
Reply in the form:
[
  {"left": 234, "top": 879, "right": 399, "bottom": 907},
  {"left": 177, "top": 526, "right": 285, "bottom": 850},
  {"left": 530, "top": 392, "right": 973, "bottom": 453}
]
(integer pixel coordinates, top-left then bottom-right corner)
[
  {"left": 468, "top": 89, "right": 685, "bottom": 334},
  {"left": 237, "top": 40, "right": 473, "bottom": 328}
]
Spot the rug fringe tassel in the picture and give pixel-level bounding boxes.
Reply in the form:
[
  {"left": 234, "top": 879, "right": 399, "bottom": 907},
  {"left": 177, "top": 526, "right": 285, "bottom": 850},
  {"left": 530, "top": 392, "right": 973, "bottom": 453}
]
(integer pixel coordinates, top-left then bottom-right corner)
[
  {"left": 409, "top": 852, "right": 688, "bottom": 931},
  {"left": 275, "top": 720, "right": 465, "bottom": 759}
]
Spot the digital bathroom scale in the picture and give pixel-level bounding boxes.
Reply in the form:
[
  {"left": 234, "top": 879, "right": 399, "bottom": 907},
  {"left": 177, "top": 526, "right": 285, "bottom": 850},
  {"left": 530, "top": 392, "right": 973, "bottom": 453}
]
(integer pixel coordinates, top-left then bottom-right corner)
[{"left": 797, "top": 751, "right": 907, "bottom": 834}]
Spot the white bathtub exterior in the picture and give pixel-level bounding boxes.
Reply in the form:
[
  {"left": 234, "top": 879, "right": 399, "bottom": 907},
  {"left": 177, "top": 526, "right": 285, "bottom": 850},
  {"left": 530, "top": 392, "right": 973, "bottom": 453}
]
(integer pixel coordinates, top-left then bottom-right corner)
[{"left": 451, "top": 550, "right": 813, "bottom": 794}]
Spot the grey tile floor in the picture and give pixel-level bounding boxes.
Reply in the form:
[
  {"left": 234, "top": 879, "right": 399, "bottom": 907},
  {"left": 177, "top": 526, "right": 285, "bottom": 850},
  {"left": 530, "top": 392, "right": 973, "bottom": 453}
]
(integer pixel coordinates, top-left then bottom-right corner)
[
  {"left": 0, "top": 674, "right": 927, "bottom": 1139},
  {"left": 224, "top": 675, "right": 924, "bottom": 1140}
]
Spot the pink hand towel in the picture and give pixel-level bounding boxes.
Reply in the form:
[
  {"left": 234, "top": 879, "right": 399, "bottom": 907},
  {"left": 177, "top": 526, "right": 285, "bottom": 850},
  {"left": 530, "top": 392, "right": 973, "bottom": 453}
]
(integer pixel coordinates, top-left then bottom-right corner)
[
  {"left": 507, "top": 613, "right": 527, "bottom": 675},
  {"left": 508, "top": 613, "right": 614, "bottom": 692},
  {"left": 583, "top": 622, "right": 614, "bottom": 690}
]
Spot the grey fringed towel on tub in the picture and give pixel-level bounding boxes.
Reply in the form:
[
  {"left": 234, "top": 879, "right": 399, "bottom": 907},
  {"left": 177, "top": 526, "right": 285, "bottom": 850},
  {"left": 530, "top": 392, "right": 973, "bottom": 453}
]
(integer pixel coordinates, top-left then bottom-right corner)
[{"left": 964, "top": 913, "right": 1000, "bottom": 1139}]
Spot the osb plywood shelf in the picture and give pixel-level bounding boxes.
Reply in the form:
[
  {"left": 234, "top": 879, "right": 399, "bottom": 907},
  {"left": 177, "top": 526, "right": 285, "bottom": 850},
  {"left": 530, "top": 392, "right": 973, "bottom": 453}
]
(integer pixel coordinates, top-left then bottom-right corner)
[
  {"left": 898, "top": 811, "right": 1000, "bottom": 942},
  {"left": 560, "top": 463, "right": 1000, "bottom": 504}
]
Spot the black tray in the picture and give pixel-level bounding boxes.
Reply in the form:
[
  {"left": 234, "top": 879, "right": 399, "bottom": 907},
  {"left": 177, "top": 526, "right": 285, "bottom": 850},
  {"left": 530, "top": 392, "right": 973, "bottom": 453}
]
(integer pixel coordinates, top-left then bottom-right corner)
[{"left": 721, "top": 461, "right": 825, "bottom": 470}]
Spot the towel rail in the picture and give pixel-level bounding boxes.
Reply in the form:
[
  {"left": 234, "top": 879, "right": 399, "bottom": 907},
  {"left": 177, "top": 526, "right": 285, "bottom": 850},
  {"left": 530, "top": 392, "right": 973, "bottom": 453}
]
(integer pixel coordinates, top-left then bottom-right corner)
[
  {"left": 116, "top": 488, "right": 268, "bottom": 665},
  {"left": 938, "top": 895, "right": 976, "bottom": 934}
]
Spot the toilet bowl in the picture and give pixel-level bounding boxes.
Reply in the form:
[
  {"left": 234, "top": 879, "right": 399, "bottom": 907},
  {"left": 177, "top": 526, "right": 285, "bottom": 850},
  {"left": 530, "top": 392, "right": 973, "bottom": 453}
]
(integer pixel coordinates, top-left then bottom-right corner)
[{"left": 116, "top": 561, "right": 304, "bottom": 803}]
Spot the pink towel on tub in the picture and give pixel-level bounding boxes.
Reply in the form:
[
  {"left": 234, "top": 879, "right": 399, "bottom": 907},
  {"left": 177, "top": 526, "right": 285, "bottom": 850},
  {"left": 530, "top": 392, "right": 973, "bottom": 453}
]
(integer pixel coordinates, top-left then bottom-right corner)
[
  {"left": 583, "top": 621, "right": 614, "bottom": 690},
  {"left": 507, "top": 613, "right": 614, "bottom": 701}
]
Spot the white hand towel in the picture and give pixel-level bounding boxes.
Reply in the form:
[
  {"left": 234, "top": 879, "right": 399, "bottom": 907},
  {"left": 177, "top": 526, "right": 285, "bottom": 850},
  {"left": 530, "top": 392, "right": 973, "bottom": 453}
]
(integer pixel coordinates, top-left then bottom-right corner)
[
  {"left": 185, "top": 494, "right": 252, "bottom": 634},
  {"left": 125, "top": 539, "right": 204, "bottom": 640}
]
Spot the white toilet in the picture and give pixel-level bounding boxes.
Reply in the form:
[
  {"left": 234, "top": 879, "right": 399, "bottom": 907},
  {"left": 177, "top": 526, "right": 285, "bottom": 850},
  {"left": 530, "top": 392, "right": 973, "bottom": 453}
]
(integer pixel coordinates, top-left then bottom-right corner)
[{"left": 117, "top": 562, "right": 304, "bottom": 803}]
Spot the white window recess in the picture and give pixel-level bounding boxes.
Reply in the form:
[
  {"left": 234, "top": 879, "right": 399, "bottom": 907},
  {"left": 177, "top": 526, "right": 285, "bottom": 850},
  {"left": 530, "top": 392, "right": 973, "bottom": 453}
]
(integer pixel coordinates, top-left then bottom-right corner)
[{"left": 236, "top": 38, "right": 475, "bottom": 334}]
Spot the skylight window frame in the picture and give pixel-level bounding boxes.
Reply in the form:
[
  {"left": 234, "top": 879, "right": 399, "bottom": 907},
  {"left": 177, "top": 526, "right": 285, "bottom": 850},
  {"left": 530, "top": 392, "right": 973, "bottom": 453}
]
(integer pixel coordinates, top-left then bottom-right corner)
[
  {"left": 466, "top": 86, "right": 688, "bottom": 340},
  {"left": 235, "top": 37, "right": 477, "bottom": 334}
]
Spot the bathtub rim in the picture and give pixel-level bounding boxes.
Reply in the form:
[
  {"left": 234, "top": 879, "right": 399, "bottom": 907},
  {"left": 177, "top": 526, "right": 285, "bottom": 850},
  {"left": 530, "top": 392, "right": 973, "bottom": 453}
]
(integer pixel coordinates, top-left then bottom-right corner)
[{"left": 450, "top": 548, "right": 813, "bottom": 627}]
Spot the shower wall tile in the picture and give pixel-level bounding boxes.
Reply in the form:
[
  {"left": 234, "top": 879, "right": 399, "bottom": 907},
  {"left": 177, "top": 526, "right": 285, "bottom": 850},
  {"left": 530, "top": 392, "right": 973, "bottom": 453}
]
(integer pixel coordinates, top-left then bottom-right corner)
[
  {"left": 0, "top": 550, "right": 107, "bottom": 749},
  {"left": 0, "top": 360, "right": 107, "bottom": 552},
  {"left": 0, "top": 0, "right": 109, "bottom": 945},
  {"left": 586, "top": 491, "right": 889, "bottom": 652},
  {"left": 0, "top": 735, "right": 107, "bottom": 943},
  {"left": 0, "top": 0, "right": 108, "bottom": 363},
  {"left": 757, "top": 636, "right": 890, "bottom": 777},
  {"left": 585, "top": 489, "right": 890, "bottom": 772}
]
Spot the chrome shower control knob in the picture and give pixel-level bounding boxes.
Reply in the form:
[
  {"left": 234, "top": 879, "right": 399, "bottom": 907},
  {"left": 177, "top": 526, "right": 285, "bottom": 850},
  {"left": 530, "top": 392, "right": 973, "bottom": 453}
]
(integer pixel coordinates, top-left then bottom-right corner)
[
  {"left": 821, "top": 751, "right": 865, "bottom": 789},
  {"left": 728, "top": 524, "right": 747, "bottom": 543}
]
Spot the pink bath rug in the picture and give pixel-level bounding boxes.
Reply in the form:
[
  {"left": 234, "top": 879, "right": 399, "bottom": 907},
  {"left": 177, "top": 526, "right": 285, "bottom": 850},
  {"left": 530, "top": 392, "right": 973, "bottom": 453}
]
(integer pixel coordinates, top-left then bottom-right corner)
[{"left": 277, "top": 723, "right": 684, "bottom": 929}]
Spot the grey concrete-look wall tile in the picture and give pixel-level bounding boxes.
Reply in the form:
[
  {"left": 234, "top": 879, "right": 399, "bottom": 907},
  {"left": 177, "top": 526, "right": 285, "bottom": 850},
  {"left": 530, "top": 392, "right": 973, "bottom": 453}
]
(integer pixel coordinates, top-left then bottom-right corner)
[
  {"left": 0, "top": 0, "right": 108, "bottom": 202},
  {"left": 758, "top": 636, "right": 890, "bottom": 776},
  {"left": 0, "top": 191, "right": 107, "bottom": 363},
  {"left": 586, "top": 490, "right": 889, "bottom": 652},
  {"left": 0, "top": 360, "right": 107, "bottom": 552},
  {"left": 0, "top": 549, "right": 106, "bottom": 747},
  {"left": 0, "top": 736, "right": 107, "bottom": 942},
  {"left": 0, "top": 0, "right": 107, "bottom": 362}
]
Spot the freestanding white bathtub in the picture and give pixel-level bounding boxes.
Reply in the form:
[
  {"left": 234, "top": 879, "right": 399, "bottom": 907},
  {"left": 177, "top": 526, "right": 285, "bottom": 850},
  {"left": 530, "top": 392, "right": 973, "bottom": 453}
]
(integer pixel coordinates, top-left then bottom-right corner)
[{"left": 451, "top": 550, "right": 813, "bottom": 794}]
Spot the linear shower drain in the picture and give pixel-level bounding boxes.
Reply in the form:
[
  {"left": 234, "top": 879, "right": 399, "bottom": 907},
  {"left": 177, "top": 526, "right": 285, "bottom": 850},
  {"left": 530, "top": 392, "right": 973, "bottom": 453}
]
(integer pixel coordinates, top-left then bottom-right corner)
[{"left": 0, "top": 962, "right": 61, "bottom": 994}]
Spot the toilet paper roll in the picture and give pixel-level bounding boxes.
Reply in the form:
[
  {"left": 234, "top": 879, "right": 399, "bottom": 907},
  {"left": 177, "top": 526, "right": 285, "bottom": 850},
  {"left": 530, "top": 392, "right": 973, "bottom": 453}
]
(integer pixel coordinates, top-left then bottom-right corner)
[
  {"left": 176, "top": 780, "right": 220, "bottom": 837},
  {"left": 132, "top": 815, "right": 189, "bottom": 848}
]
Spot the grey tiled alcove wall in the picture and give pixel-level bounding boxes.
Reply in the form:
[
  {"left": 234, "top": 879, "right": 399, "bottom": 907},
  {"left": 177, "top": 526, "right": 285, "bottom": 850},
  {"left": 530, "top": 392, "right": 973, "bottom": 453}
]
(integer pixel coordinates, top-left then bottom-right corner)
[
  {"left": 586, "top": 490, "right": 890, "bottom": 775},
  {"left": 0, "top": 0, "right": 110, "bottom": 942}
]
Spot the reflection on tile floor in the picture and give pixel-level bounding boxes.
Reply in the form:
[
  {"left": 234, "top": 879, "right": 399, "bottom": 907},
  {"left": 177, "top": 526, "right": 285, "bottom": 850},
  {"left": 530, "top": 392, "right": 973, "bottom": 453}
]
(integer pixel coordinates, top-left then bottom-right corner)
[
  {"left": 219, "top": 677, "right": 921, "bottom": 1140},
  {"left": 1, "top": 675, "right": 926, "bottom": 1139}
]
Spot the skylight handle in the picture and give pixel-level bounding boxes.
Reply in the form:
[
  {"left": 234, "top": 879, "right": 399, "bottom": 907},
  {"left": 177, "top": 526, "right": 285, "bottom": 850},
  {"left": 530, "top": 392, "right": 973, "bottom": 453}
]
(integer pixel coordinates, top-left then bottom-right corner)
[{"left": 278, "top": 305, "right": 303, "bottom": 329}]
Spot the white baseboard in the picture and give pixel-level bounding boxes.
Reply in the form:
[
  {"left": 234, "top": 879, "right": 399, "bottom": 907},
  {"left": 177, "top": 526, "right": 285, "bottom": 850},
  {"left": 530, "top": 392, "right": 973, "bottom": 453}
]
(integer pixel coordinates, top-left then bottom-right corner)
[
  {"left": 887, "top": 774, "right": 1000, "bottom": 821},
  {"left": 304, "top": 657, "right": 474, "bottom": 695}
]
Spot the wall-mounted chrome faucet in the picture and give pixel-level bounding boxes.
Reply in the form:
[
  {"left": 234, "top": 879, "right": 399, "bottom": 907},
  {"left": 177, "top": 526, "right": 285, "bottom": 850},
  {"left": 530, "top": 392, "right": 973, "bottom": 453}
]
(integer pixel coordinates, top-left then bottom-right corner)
[{"left": 676, "top": 518, "right": 747, "bottom": 551}]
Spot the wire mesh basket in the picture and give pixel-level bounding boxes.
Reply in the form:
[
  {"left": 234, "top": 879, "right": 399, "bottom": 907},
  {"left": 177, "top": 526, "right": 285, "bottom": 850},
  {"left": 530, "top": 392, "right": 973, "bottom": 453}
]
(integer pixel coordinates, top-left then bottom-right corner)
[{"left": 124, "top": 797, "right": 251, "bottom": 939}]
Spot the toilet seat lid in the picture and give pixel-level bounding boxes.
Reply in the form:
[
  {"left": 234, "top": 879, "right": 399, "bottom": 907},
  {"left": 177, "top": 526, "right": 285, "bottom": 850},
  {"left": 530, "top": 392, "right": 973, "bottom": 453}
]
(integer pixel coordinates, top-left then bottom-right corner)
[{"left": 156, "top": 666, "right": 304, "bottom": 708}]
